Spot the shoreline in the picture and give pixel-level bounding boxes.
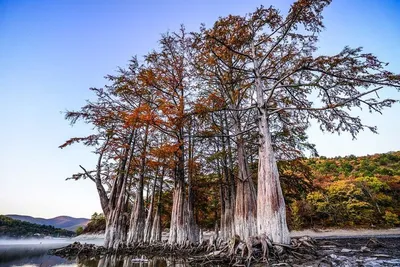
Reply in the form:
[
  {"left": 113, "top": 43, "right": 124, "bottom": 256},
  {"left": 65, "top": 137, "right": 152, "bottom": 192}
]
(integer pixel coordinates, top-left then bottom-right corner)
[
  {"left": 291, "top": 227, "right": 400, "bottom": 238},
  {"left": 51, "top": 234, "right": 400, "bottom": 266},
  {"left": 73, "top": 227, "right": 400, "bottom": 242}
]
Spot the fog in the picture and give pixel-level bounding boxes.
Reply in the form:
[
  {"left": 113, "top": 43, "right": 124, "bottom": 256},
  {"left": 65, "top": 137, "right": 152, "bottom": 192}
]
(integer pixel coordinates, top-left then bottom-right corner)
[
  {"left": 0, "top": 238, "right": 71, "bottom": 246},
  {"left": 0, "top": 237, "right": 103, "bottom": 267},
  {"left": 0, "top": 236, "right": 104, "bottom": 248}
]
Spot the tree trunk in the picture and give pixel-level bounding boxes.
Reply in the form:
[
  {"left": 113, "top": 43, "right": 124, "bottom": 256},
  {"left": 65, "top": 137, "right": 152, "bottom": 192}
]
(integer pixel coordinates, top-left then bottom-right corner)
[
  {"left": 150, "top": 170, "right": 164, "bottom": 242},
  {"left": 103, "top": 131, "right": 135, "bottom": 249},
  {"left": 253, "top": 44, "right": 290, "bottom": 244},
  {"left": 169, "top": 139, "right": 188, "bottom": 245},
  {"left": 217, "top": 155, "right": 228, "bottom": 241},
  {"left": 127, "top": 125, "right": 149, "bottom": 244},
  {"left": 234, "top": 135, "right": 257, "bottom": 240},
  {"left": 186, "top": 123, "right": 199, "bottom": 244},
  {"left": 219, "top": 113, "right": 236, "bottom": 241},
  {"left": 97, "top": 254, "right": 118, "bottom": 267},
  {"left": 144, "top": 167, "right": 159, "bottom": 243},
  {"left": 169, "top": 178, "right": 186, "bottom": 244},
  {"left": 104, "top": 167, "right": 128, "bottom": 249},
  {"left": 224, "top": 111, "right": 236, "bottom": 204},
  {"left": 218, "top": 148, "right": 235, "bottom": 241},
  {"left": 104, "top": 201, "right": 128, "bottom": 249},
  {"left": 256, "top": 115, "right": 290, "bottom": 244}
]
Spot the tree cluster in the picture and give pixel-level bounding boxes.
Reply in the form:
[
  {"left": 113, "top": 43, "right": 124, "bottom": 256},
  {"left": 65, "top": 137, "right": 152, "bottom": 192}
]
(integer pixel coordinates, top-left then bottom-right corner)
[{"left": 61, "top": 0, "right": 400, "bottom": 249}]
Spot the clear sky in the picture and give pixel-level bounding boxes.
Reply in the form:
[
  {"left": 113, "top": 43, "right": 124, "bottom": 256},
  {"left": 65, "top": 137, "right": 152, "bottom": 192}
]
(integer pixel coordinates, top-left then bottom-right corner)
[{"left": 0, "top": 0, "right": 399, "bottom": 219}]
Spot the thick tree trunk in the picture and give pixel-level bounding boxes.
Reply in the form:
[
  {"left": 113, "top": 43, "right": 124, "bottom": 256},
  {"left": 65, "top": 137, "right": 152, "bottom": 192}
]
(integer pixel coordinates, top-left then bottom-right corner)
[
  {"left": 252, "top": 45, "right": 290, "bottom": 244},
  {"left": 104, "top": 131, "right": 134, "bottom": 249},
  {"left": 104, "top": 168, "right": 128, "bottom": 249},
  {"left": 169, "top": 128, "right": 197, "bottom": 245},
  {"left": 104, "top": 201, "right": 128, "bottom": 249},
  {"left": 220, "top": 198, "right": 234, "bottom": 241},
  {"left": 168, "top": 177, "right": 186, "bottom": 244},
  {"left": 234, "top": 136, "right": 257, "bottom": 240},
  {"left": 256, "top": 115, "right": 290, "bottom": 244},
  {"left": 169, "top": 138, "right": 188, "bottom": 244},
  {"left": 126, "top": 186, "right": 145, "bottom": 244}
]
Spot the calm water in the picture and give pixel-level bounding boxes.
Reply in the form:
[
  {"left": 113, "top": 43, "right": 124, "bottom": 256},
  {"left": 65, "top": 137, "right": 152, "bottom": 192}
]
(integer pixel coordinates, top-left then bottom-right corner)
[{"left": 0, "top": 240, "right": 190, "bottom": 267}]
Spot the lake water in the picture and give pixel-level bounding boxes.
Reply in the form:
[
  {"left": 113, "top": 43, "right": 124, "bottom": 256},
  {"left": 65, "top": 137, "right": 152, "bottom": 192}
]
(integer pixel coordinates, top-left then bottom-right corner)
[
  {"left": 0, "top": 239, "right": 190, "bottom": 267},
  {"left": 2, "top": 238, "right": 400, "bottom": 267}
]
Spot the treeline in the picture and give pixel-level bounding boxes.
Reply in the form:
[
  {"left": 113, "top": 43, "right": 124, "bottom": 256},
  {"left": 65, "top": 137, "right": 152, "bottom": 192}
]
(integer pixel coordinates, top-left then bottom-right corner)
[
  {"left": 293, "top": 151, "right": 400, "bottom": 229},
  {"left": 81, "top": 213, "right": 106, "bottom": 234},
  {"left": 0, "top": 215, "right": 75, "bottom": 238},
  {"left": 61, "top": 0, "right": 400, "bottom": 249}
]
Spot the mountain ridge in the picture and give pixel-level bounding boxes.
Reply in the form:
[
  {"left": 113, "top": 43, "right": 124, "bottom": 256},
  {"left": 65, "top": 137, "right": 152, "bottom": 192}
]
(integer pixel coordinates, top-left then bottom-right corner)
[{"left": 5, "top": 214, "right": 89, "bottom": 231}]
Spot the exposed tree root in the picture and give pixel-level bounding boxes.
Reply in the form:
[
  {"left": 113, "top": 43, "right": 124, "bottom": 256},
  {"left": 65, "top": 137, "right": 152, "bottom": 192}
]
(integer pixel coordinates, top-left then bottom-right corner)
[{"left": 49, "top": 235, "right": 319, "bottom": 266}]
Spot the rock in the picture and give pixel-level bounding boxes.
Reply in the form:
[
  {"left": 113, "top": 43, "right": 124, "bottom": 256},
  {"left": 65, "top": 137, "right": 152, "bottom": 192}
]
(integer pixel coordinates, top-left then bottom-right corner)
[
  {"left": 340, "top": 248, "right": 352, "bottom": 253},
  {"left": 318, "top": 249, "right": 335, "bottom": 255},
  {"left": 320, "top": 245, "right": 337, "bottom": 249},
  {"left": 372, "top": 254, "right": 391, "bottom": 258},
  {"left": 360, "top": 246, "right": 371, "bottom": 252}
]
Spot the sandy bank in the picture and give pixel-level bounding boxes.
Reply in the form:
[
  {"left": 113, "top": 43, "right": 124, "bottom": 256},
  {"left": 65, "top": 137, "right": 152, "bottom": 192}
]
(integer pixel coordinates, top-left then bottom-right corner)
[{"left": 290, "top": 227, "right": 400, "bottom": 238}]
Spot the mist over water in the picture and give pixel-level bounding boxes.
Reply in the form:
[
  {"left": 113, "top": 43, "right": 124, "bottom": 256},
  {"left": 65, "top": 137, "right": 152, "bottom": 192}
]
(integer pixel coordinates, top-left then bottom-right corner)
[
  {"left": 0, "top": 238, "right": 183, "bottom": 267},
  {"left": 0, "top": 238, "right": 73, "bottom": 267},
  {"left": 0, "top": 237, "right": 104, "bottom": 246},
  {"left": 0, "top": 238, "right": 71, "bottom": 246}
]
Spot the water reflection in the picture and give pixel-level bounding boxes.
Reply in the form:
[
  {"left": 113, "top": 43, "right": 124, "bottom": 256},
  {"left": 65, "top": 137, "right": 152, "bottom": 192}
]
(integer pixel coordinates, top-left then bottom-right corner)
[
  {"left": 82, "top": 255, "right": 188, "bottom": 267},
  {"left": 0, "top": 245, "right": 193, "bottom": 267}
]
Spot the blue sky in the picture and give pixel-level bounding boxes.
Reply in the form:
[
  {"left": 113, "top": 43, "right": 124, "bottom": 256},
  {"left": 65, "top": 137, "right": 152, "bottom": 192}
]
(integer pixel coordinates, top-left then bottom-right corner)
[{"left": 0, "top": 0, "right": 399, "bottom": 218}]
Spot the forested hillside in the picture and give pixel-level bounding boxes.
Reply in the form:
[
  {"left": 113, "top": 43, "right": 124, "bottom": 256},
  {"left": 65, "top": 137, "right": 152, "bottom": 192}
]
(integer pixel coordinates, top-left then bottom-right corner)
[
  {"left": 291, "top": 151, "right": 400, "bottom": 229},
  {"left": 0, "top": 215, "right": 75, "bottom": 238}
]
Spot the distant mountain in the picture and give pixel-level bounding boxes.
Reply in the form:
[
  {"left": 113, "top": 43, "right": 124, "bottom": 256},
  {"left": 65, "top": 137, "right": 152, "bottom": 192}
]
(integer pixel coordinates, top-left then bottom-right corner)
[
  {"left": 0, "top": 215, "right": 75, "bottom": 238},
  {"left": 5, "top": 214, "right": 89, "bottom": 231}
]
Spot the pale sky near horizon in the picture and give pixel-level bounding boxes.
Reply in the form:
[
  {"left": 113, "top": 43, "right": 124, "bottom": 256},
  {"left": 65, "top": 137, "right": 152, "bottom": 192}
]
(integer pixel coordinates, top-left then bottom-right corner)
[{"left": 0, "top": 0, "right": 399, "bottom": 219}]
